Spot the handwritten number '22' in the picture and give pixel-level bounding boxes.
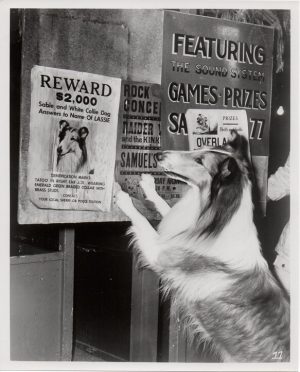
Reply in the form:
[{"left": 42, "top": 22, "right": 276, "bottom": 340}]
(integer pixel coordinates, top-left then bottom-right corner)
[{"left": 272, "top": 351, "right": 283, "bottom": 360}]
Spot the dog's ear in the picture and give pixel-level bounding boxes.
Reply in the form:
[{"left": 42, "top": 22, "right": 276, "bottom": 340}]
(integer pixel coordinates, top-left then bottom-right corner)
[
  {"left": 58, "top": 120, "right": 70, "bottom": 142},
  {"left": 227, "top": 130, "right": 241, "bottom": 149},
  {"left": 220, "top": 157, "right": 239, "bottom": 181},
  {"left": 227, "top": 130, "right": 249, "bottom": 159},
  {"left": 78, "top": 127, "right": 89, "bottom": 140},
  {"left": 210, "top": 156, "right": 241, "bottom": 202},
  {"left": 59, "top": 120, "right": 69, "bottom": 131}
]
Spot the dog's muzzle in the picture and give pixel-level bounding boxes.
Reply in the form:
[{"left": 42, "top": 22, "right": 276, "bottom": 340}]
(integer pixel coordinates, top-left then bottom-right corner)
[{"left": 156, "top": 152, "right": 164, "bottom": 162}]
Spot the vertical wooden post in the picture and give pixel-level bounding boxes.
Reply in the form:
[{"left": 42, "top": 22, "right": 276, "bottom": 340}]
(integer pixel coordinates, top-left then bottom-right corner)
[
  {"left": 59, "top": 227, "right": 75, "bottom": 361},
  {"left": 169, "top": 303, "right": 215, "bottom": 362},
  {"left": 168, "top": 304, "right": 187, "bottom": 362},
  {"left": 130, "top": 252, "right": 160, "bottom": 361}
]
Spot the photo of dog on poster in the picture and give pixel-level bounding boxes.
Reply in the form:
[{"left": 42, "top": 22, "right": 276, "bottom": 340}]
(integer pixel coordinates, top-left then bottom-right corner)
[{"left": 52, "top": 119, "right": 94, "bottom": 174}]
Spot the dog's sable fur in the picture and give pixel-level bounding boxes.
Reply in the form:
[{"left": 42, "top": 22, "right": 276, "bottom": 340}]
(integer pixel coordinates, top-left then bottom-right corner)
[
  {"left": 116, "top": 131, "right": 290, "bottom": 363},
  {"left": 56, "top": 119, "right": 89, "bottom": 173}
]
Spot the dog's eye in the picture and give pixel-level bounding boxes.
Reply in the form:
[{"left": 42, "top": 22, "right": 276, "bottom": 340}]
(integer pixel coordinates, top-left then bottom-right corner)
[{"left": 195, "top": 158, "right": 203, "bottom": 165}]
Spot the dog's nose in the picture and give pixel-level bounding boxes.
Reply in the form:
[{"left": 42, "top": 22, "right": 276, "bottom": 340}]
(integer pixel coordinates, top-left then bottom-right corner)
[
  {"left": 156, "top": 152, "right": 163, "bottom": 161},
  {"left": 157, "top": 152, "right": 169, "bottom": 161}
]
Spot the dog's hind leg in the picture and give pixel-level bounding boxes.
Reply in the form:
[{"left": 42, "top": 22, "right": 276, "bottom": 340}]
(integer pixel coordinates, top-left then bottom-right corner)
[
  {"left": 140, "top": 174, "right": 170, "bottom": 217},
  {"left": 116, "top": 190, "right": 161, "bottom": 267}
]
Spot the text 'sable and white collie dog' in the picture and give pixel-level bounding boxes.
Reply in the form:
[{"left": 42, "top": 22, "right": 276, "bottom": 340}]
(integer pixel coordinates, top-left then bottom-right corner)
[{"left": 116, "top": 131, "right": 290, "bottom": 363}]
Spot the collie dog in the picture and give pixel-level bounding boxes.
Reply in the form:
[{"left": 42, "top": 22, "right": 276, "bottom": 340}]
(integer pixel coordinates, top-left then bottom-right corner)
[
  {"left": 55, "top": 120, "right": 92, "bottom": 173},
  {"left": 116, "top": 130, "right": 290, "bottom": 363}
]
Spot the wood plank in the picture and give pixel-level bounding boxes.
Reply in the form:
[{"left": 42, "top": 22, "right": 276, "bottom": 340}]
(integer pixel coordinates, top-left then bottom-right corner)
[
  {"left": 168, "top": 304, "right": 187, "bottom": 362},
  {"left": 10, "top": 251, "right": 64, "bottom": 265},
  {"left": 168, "top": 304, "right": 217, "bottom": 362},
  {"left": 179, "top": 9, "right": 198, "bottom": 14},
  {"left": 130, "top": 253, "right": 160, "bottom": 362},
  {"left": 59, "top": 227, "right": 75, "bottom": 361},
  {"left": 74, "top": 340, "right": 126, "bottom": 362}
]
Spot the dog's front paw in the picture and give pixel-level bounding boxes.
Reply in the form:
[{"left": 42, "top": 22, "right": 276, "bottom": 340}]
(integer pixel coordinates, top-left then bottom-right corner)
[
  {"left": 116, "top": 190, "right": 134, "bottom": 215},
  {"left": 140, "top": 174, "right": 156, "bottom": 198}
]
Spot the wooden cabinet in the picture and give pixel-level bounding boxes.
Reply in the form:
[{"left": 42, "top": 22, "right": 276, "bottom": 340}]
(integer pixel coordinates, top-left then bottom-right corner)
[{"left": 10, "top": 229, "right": 74, "bottom": 361}]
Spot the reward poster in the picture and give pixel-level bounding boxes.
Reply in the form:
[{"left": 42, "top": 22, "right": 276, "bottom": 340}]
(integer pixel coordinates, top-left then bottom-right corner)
[
  {"left": 161, "top": 11, "right": 274, "bottom": 208},
  {"left": 27, "top": 66, "right": 121, "bottom": 212}
]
